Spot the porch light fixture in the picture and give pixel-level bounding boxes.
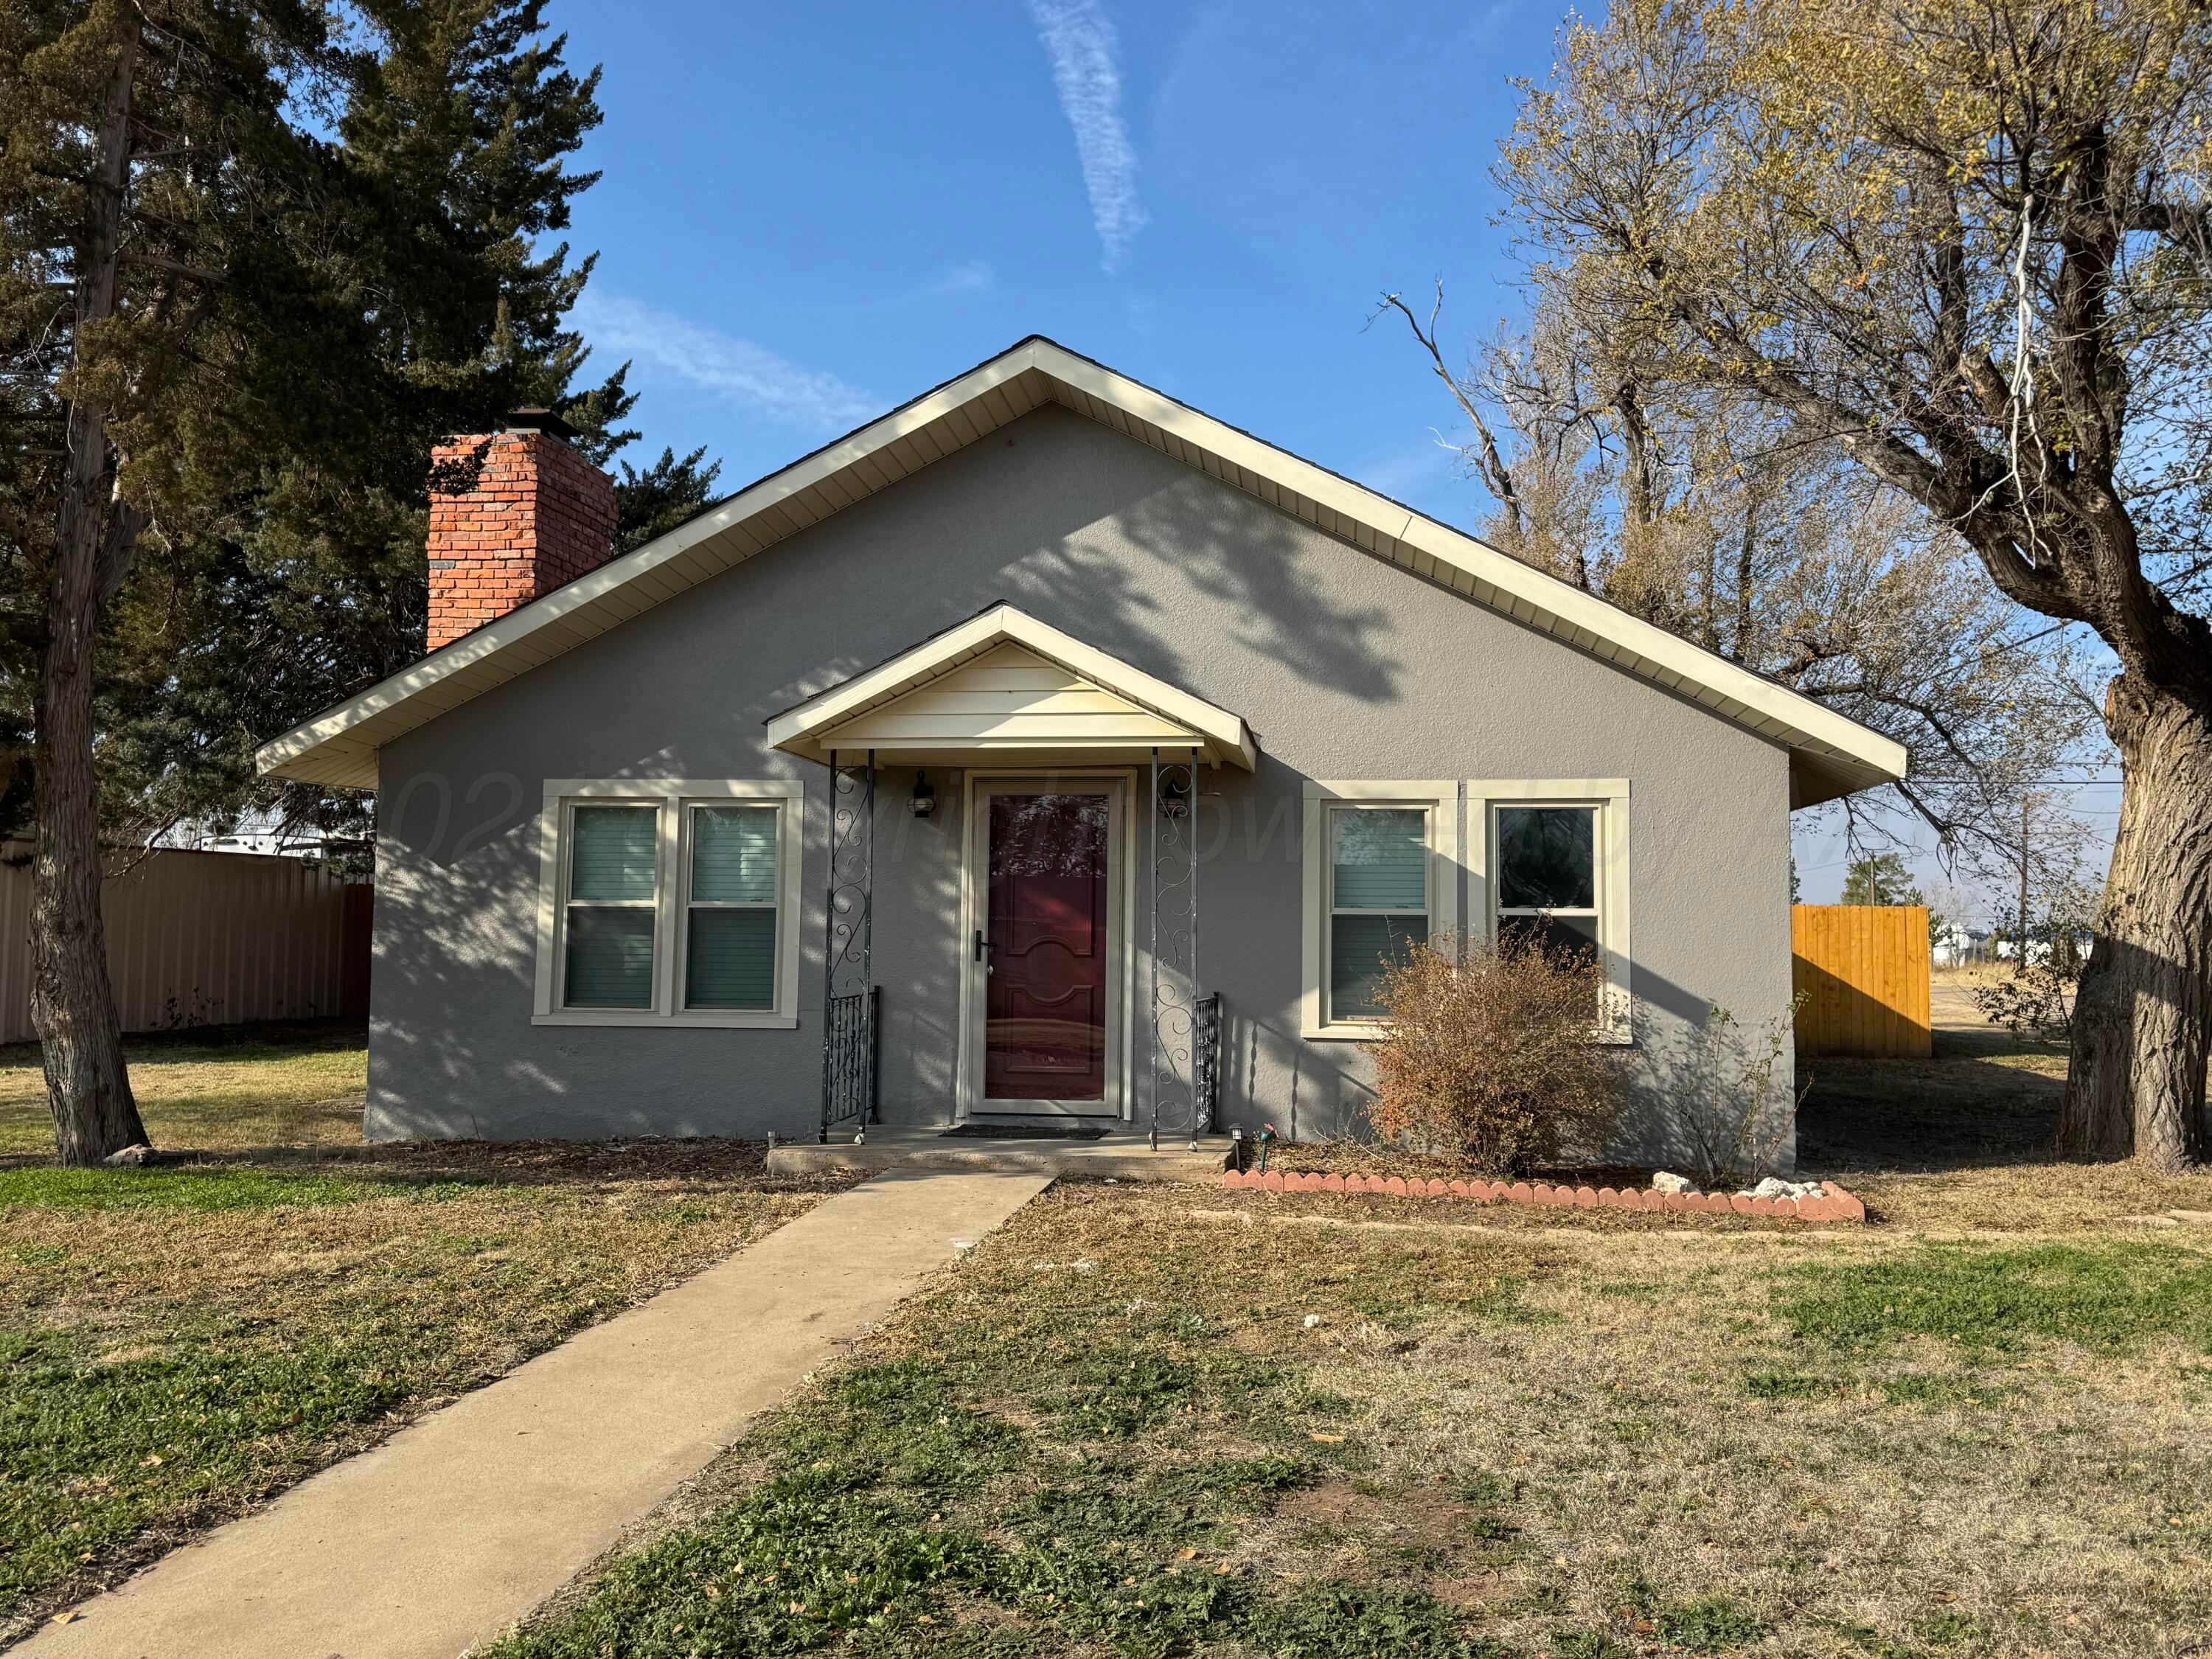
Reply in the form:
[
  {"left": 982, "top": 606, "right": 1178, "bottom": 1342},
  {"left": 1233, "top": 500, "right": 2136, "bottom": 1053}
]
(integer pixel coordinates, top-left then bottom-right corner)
[
  {"left": 908, "top": 771, "right": 936, "bottom": 819},
  {"left": 1158, "top": 772, "right": 1190, "bottom": 819}
]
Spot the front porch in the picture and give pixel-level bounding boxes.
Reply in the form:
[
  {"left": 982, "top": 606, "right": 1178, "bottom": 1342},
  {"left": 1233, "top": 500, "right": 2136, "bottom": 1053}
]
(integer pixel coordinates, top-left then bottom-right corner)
[
  {"left": 763, "top": 1124, "right": 1237, "bottom": 1182},
  {"left": 768, "top": 605, "right": 1259, "bottom": 1148}
]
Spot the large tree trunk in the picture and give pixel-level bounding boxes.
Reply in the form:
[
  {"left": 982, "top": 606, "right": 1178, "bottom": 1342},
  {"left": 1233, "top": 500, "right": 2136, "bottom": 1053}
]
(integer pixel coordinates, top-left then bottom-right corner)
[
  {"left": 33, "top": 14, "right": 147, "bottom": 1168},
  {"left": 32, "top": 572, "right": 146, "bottom": 1166},
  {"left": 2059, "top": 675, "right": 2212, "bottom": 1170}
]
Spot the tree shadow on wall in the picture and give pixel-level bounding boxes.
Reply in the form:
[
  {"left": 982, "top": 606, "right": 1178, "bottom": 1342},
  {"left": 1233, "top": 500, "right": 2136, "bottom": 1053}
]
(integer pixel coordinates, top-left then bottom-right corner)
[{"left": 749, "top": 410, "right": 1414, "bottom": 732}]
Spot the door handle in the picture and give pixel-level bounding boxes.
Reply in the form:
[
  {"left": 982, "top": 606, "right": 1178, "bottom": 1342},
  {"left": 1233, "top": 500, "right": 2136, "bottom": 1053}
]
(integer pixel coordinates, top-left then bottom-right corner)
[{"left": 974, "top": 930, "right": 988, "bottom": 963}]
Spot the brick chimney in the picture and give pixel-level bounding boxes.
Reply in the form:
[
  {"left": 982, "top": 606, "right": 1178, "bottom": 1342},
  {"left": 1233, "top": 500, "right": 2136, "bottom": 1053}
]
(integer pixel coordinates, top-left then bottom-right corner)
[{"left": 425, "top": 410, "right": 618, "bottom": 652}]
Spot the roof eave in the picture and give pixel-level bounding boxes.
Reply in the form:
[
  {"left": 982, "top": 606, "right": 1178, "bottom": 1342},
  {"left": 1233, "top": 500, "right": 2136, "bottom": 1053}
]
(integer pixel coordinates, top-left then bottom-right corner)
[{"left": 256, "top": 335, "right": 1904, "bottom": 803}]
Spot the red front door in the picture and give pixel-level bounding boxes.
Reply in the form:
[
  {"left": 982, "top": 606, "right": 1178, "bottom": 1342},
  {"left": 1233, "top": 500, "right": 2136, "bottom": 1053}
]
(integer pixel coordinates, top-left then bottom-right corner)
[{"left": 982, "top": 789, "right": 1113, "bottom": 1107}]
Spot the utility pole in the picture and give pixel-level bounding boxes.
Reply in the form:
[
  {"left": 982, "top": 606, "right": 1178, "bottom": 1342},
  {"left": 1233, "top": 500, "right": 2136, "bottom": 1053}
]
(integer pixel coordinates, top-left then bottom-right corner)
[{"left": 2017, "top": 793, "right": 2031, "bottom": 978}]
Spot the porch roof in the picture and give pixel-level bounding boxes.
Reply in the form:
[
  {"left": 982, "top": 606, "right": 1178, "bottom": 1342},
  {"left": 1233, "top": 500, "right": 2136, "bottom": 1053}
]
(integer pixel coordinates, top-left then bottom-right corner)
[{"left": 765, "top": 604, "right": 1259, "bottom": 770}]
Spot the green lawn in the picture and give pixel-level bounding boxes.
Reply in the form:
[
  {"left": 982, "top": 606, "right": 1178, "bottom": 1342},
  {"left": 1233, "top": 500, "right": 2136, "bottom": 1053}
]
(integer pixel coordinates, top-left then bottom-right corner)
[{"left": 0, "top": 1025, "right": 852, "bottom": 1641}]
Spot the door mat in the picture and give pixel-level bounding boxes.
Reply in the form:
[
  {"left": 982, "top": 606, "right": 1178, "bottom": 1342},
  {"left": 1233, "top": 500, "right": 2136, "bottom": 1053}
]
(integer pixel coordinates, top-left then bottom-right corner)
[{"left": 941, "top": 1124, "right": 1111, "bottom": 1141}]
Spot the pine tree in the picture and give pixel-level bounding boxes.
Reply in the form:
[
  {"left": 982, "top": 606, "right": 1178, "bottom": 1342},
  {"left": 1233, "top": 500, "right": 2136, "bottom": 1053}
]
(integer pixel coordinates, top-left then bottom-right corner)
[
  {"left": 1838, "top": 855, "right": 1924, "bottom": 909},
  {"left": 0, "top": 0, "right": 716, "bottom": 1162}
]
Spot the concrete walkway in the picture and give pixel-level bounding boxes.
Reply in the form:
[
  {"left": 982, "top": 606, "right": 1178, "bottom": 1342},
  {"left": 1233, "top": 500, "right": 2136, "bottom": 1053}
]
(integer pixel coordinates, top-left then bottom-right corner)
[
  {"left": 22, "top": 1168, "right": 1052, "bottom": 1659},
  {"left": 768, "top": 1126, "right": 1234, "bottom": 1183}
]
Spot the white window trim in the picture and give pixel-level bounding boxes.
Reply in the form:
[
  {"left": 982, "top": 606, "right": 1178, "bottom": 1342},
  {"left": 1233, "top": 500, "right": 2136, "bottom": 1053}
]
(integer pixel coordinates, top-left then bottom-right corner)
[
  {"left": 1469, "top": 779, "right": 1632, "bottom": 1043},
  {"left": 1299, "top": 781, "right": 1461, "bottom": 1040},
  {"left": 532, "top": 778, "right": 804, "bottom": 1029}
]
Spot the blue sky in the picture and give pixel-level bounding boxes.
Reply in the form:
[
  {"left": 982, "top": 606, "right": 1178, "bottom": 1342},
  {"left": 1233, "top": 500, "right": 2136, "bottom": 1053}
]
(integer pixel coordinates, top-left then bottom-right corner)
[
  {"left": 548, "top": 0, "right": 2115, "bottom": 914},
  {"left": 553, "top": 0, "right": 1526, "bottom": 529}
]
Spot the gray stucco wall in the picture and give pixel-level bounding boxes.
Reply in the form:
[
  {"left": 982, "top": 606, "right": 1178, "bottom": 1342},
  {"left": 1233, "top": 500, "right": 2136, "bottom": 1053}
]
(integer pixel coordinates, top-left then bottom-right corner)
[{"left": 369, "top": 404, "right": 1798, "bottom": 1169}]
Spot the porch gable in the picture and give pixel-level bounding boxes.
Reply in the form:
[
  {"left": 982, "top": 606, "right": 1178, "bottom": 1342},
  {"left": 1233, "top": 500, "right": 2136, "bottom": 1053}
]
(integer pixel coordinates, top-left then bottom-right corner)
[{"left": 766, "top": 604, "right": 1259, "bottom": 770}]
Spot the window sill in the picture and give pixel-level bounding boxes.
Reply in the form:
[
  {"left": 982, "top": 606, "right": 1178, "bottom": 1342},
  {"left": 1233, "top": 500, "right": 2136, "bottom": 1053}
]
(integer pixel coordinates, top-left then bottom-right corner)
[
  {"left": 1302, "top": 1021, "right": 1633, "bottom": 1046},
  {"left": 1301, "top": 1020, "right": 1388, "bottom": 1043},
  {"left": 532, "top": 1011, "right": 799, "bottom": 1030}
]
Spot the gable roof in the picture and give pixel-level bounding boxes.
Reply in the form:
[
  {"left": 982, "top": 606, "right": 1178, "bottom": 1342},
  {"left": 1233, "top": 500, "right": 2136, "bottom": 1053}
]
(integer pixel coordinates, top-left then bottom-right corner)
[
  {"left": 766, "top": 604, "right": 1259, "bottom": 770},
  {"left": 256, "top": 335, "right": 1907, "bottom": 805}
]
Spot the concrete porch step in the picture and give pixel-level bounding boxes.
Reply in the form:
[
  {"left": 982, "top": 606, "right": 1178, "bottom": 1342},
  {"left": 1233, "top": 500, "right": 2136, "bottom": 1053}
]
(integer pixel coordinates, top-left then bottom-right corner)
[{"left": 767, "top": 1127, "right": 1235, "bottom": 1183}]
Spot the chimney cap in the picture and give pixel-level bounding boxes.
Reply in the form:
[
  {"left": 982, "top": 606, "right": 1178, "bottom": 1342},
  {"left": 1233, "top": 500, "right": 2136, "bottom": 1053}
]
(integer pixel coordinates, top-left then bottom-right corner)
[{"left": 503, "top": 407, "right": 580, "bottom": 441}]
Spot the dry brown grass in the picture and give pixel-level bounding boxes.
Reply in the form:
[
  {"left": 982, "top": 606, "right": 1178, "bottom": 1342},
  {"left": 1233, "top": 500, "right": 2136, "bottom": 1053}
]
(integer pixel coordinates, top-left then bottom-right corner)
[
  {"left": 959, "top": 1187, "right": 2212, "bottom": 1657},
  {"left": 0, "top": 1021, "right": 368, "bottom": 1159},
  {"left": 495, "top": 1015, "right": 2212, "bottom": 1659},
  {"left": 1798, "top": 1025, "right": 2212, "bottom": 1230},
  {"left": 1930, "top": 961, "right": 2014, "bottom": 988}
]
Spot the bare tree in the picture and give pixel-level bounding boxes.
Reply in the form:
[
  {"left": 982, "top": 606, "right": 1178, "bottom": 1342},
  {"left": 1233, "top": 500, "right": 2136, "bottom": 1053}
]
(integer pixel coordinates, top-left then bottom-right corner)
[
  {"left": 1379, "top": 288, "right": 2093, "bottom": 891},
  {"left": 1474, "top": 0, "right": 2210, "bottom": 1167}
]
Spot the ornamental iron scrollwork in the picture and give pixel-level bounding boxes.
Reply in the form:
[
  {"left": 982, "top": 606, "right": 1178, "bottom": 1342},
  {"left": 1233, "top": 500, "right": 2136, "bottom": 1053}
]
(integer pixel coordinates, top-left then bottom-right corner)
[
  {"left": 1192, "top": 992, "right": 1222, "bottom": 1133},
  {"left": 819, "top": 751, "right": 875, "bottom": 1143}
]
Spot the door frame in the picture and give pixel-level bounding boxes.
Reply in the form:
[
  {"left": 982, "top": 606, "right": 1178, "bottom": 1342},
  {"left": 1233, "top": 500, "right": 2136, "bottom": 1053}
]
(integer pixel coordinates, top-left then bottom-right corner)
[{"left": 955, "top": 768, "right": 1138, "bottom": 1121}]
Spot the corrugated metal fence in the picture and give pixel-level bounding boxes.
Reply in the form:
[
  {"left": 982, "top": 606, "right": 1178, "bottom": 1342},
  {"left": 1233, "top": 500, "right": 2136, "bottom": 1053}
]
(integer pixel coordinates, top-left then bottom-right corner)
[
  {"left": 0, "top": 848, "right": 370, "bottom": 1044},
  {"left": 1791, "top": 903, "right": 1932, "bottom": 1057}
]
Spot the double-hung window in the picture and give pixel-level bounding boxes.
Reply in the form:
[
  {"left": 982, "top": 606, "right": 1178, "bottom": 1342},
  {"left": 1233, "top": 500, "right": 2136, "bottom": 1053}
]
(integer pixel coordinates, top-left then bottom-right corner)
[
  {"left": 562, "top": 804, "right": 661, "bottom": 1007},
  {"left": 1300, "top": 779, "right": 1628, "bottom": 1041},
  {"left": 1478, "top": 781, "right": 1631, "bottom": 1040},
  {"left": 1301, "top": 782, "right": 1460, "bottom": 1037},
  {"left": 535, "top": 780, "right": 803, "bottom": 1027},
  {"left": 682, "top": 804, "right": 781, "bottom": 1009},
  {"left": 1329, "top": 808, "right": 1430, "bottom": 1019},
  {"left": 1495, "top": 806, "right": 1599, "bottom": 963}
]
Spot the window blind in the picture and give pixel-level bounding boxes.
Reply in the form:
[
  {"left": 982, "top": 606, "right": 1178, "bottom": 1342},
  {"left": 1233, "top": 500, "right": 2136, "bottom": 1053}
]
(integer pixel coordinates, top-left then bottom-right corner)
[
  {"left": 564, "top": 804, "right": 658, "bottom": 1009},
  {"left": 569, "top": 806, "right": 658, "bottom": 900},
  {"left": 1329, "top": 913, "right": 1427, "bottom": 1019},
  {"left": 685, "top": 804, "right": 779, "bottom": 1009},
  {"left": 686, "top": 909, "right": 776, "bottom": 1008},
  {"left": 564, "top": 908, "right": 655, "bottom": 1007},
  {"left": 690, "top": 806, "right": 778, "bottom": 903},
  {"left": 1332, "top": 809, "right": 1427, "bottom": 908},
  {"left": 1329, "top": 807, "right": 1428, "bottom": 1019}
]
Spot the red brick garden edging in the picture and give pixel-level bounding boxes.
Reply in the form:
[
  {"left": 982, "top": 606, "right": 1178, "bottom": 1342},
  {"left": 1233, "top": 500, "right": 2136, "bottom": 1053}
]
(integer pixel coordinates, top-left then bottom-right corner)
[{"left": 1220, "top": 1168, "right": 1866, "bottom": 1223}]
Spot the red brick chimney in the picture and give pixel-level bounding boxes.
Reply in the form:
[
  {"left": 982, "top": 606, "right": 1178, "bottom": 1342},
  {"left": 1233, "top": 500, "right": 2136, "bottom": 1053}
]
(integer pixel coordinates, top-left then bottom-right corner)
[{"left": 425, "top": 410, "right": 618, "bottom": 652}]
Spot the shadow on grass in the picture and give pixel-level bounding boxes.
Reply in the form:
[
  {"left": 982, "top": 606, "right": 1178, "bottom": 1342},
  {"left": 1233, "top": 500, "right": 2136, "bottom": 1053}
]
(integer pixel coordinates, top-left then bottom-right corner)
[
  {"left": 1795, "top": 1025, "right": 2070, "bottom": 1178},
  {"left": 0, "top": 1138, "right": 824, "bottom": 1203},
  {"left": 0, "top": 1018, "right": 369, "bottom": 1073}
]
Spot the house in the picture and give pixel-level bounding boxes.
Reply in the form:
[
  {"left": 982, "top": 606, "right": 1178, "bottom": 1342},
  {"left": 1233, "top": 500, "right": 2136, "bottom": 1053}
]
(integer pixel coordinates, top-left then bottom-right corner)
[
  {"left": 257, "top": 338, "right": 1907, "bottom": 1168},
  {"left": 1930, "top": 920, "right": 1978, "bottom": 968}
]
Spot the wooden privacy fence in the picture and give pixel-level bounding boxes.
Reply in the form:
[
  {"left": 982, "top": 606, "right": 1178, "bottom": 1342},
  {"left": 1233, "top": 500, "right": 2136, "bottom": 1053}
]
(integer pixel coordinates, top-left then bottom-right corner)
[
  {"left": 0, "top": 848, "right": 370, "bottom": 1044},
  {"left": 1792, "top": 903, "right": 1932, "bottom": 1057}
]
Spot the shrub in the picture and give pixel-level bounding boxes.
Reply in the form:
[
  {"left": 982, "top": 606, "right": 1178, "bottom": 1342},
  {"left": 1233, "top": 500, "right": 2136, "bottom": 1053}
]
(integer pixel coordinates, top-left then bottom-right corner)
[
  {"left": 1973, "top": 883, "right": 2096, "bottom": 1040},
  {"left": 1366, "top": 933, "right": 1625, "bottom": 1174},
  {"left": 1646, "top": 998, "right": 1804, "bottom": 1189},
  {"left": 1972, "top": 957, "right": 2075, "bottom": 1040}
]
